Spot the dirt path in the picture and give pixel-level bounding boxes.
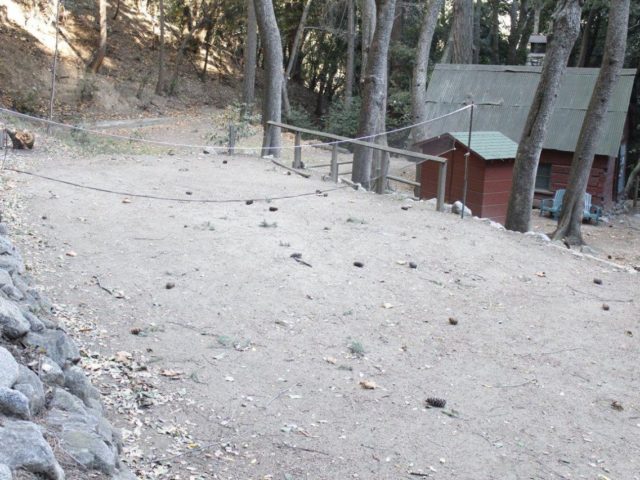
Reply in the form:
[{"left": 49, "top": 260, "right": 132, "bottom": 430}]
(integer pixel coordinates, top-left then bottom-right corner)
[{"left": 1, "top": 129, "right": 639, "bottom": 480}]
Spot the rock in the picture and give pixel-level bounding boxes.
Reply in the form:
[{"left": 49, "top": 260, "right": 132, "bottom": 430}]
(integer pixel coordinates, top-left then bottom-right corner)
[
  {"left": 23, "top": 329, "right": 80, "bottom": 368},
  {"left": 1, "top": 285, "right": 24, "bottom": 301},
  {"left": 0, "top": 464, "right": 11, "bottom": 480},
  {"left": 112, "top": 467, "right": 139, "bottom": 480},
  {"left": 63, "top": 366, "right": 102, "bottom": 411},
  {"left": 524, "top": 231, "right": 551, "bottom": 242},
  {"left": 0, "top": 419, "right": 64, "bottom": 479},
  {"left": 488, "top": 220, "right": 505, "bottom": 231},
  {"left": 451, "top": 201, "right": 472, "bottom": 217},
  {"left": 0, "top": 347, "right": 19, "bottom": 388},
  {"left": 0, "top": 387, "right": 31, "bottom": 419},
  {"left": 0, "top": 270, "right": 13, "bottom": 288},
  {"left": 13, "top": 366, "right": 45, "bottom": 415},
  {"left": 0, "top": 296, "right": 30, "bottom": 339},
  {"left": 0, "top": 237, "right": 24, "bottom": 274},
  {"left": 39, "top": 357, "right": 65, "bottom": 386},
  {"left": 0, "top": 223, "right": 8, "bottom": 236},
  {"left": 21, "top": 310, "right": 45, "bottom": 333},
  {"left": 46, "top": 408, "right": 119, "bottom": 475},
  {"left": 50, "top": 388, "right": 87, "bottom": 415}
]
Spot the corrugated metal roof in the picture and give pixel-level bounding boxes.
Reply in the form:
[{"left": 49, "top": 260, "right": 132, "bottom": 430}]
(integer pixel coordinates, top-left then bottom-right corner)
[
  {"left": 449, "top": 131, "right": 518, "bottom": 160},
  {"left": 418, "top": 64, "right": 637, "bottom": 157}
]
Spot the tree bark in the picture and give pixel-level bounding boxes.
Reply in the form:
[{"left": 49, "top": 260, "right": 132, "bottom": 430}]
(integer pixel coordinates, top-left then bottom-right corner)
[
  {"left": 282, "top": 0, "right": 313, "bottom": 118},
  {"left": 254, "top": 0, "right": 283, "bottom": 157},
  {"left": 450, "top": 0, "right": 473, "bottom": 64},
  {"left": 345, "top": 0, "right": 355, "bottom": 105},
  {"left": 241, "top": 0, "right": 258, "bottom": 118},
  {"left": 576, "top": 6, "right": 598, "bottom": 67},
  {"left": 473, "top": 0, "right": 480, "bottom": 63},
  {"left": 505, "top": 0, "right": 583, "bottom": 233},
  {"left": 168, "top": 11, "right": 210, "bottom": 95},
  {"left": 411, "top": 0, "right": 445, "bottom": 143},
  {"left": 623, "top": 160, "right": 640, "bottom": 199},
  {"left": 155, "top": 0, "right": 165, "bottom": 94},
  {"left": 507, "top": 0, "right": 531, "bottom": 64},
  {"left": 352, "top": 0, "right": 397, "bottom": 189},
  {"left": 552, "top": 0, "right": 630, "bottom": 245},
  {"left": 361, "top": 0, "right": 376, "bottom": 80},
  {"left": 87, "top": 0, "right": 107, "bottom": 73}
]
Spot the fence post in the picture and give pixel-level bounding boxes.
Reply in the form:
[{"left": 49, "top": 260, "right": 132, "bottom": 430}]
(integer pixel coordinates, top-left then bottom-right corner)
[
  {"left": 330, "top": 144, "right": 339, "bottom": 182},
  {"left": 437, "top": 161, "right": 447, "bottom": 212},
  {"left": 228, "top": 123, "right": 237, "bottom": 155},
  {"left": 375, "top": 152, "right": 389, "bottom": 194},
  {"left": 293, "top": 131, "right": 302, "bottom": 168}
]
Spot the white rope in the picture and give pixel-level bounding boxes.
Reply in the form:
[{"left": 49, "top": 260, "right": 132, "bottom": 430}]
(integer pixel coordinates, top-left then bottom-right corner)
[{"left": 0, "top": 104, "right": 471, "bottom": 152}]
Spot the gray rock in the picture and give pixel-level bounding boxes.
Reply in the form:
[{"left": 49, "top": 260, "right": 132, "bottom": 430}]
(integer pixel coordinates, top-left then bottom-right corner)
[
  {"left": 0, "top": 237, "right": 24, "bottom": 275},
  {"left": 46, "top": 408, "right": 118, "bottom": 475},
  {"left": 0, "top": 463, "right": 11, "bottom": 480},
  {"left": 0, "top": 270, "right": 13, "bottom": 288},
  {"left": 451, "top": 200, "right": 472, "bottom": 217},
  {"left": 0, "top": 223, "right": 8, "bottom": 236},
  {"left": 50, "top": 388, "right": 87, "bottom": 415},
  {"left": 0, "top": 419, "right": 64, "bottom": 479},
  {"left": 0, "top": 387, "right": 31, "bottom": 419},
  {"left": 113, "top": 467, "right": 138, "bottom": 480},
  {"left": 23, "top": 329, "right": 80, "bottom": 368},
  {"left": 1, "top": 285, "right": 23, "bottom": 302},
  {"left": 39, "top": 357, "right": 65, "bottom": 386},
  {"left": 21, "top": 310, "right": 45, "bottom": 333},
  {"left": 0, "top": 296, "right": 30, "bottom": 339},
  {"left": 13, "top": 366, "right": 45, "bottom": 415},
  {"left": 63, "top": 366, "right": 102, "bottom": 411},
  {"left": 0, "top": 347, "right": 19, "bottom": 388}
]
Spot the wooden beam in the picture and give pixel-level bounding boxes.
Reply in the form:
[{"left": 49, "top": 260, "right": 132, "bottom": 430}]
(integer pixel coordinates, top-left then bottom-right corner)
[
  {"left": 270, "top": 158, "right": 311, "bottom": 178},
  {"left": 387, "top": 175, "right": 420, "bottom": 187}
]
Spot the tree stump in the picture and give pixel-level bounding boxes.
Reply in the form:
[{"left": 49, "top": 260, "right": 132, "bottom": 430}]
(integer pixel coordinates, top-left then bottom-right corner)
[{"left": 7, "top": 130, "right": 35, "bottom": 149}]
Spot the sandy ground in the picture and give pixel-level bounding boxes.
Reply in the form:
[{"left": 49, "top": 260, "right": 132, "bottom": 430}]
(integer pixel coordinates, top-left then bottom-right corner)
[{"left": 1, "top": 120, "right": 639, "bottom": 480}]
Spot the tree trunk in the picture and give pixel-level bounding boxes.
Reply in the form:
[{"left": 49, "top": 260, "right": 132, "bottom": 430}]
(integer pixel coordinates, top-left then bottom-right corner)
[
  {"left": 253, "top": 0, "right": 283, "bottom": 157},
  {"left": 112, "top": 0, "right": 120, "bottom": 20},
  {"left": 490, "top": 0, "right": 500, "bottom": 63},
  {"left": 411, "top": 0, "right": 445, "bottom": 142},
  {"left": 473, "top": 0, "right": 480, "bottom": 63},
  {"left": 241, "top": 0, "right": 258, "bottom": 118},
  {"left": 507, "top": 0, "right": 531, "bottom": 64},
  {"left": 552, "top": 0, "right": 630, "bottom": 245},
  {"left": 155, "top": 0, "right": 165, "bottom": 94},
  {"left": 361, "top": 0, "right": 376, "bottom": 80},
  {"left": 352, "top": 0, "right": 396, "bottom": 189},
  {"left": 168, "top": 13, "right": 209, "bottom": 95},
  {"left": 450, "top": 0, "right": 473, "bottom": 64},
  {"left": 87, "top": 0, "right": 107, "bottom": 73},
  {"left": 576, "top": 7, "right": 597, "bottom": 67},
  {"left": 623, "top": 160, "right": 640, "bottom": 199},
  {"left": 345, "top": 0, "right": 355, "bottom": 105},
  {"left": 282, "top": 0, "right": 313, "bottom": 118},
  {"left": 505, "top": 0, "right": 583, "bottom": 233}
]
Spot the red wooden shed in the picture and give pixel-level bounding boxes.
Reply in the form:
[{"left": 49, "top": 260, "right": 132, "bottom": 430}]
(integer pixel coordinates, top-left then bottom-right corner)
[{"left": 416, "top": 131, "right": 518, "bottom": 223}]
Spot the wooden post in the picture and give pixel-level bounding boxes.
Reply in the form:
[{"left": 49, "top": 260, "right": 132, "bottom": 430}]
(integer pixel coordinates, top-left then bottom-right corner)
[
  {"left": 437, "top": 161, "right": 447, "bottom": 212},
  {"left": 293, "top": 131, "right": 302, "bottom": 168},
  {"left": 375, "top": 152, "right": 389, "bottom": 194},
  {"left": 330, "top": 144, "right": 339, "bottom": 182},
  {"left": 228, "top": 123, "right": 237, "bottom": 155}
]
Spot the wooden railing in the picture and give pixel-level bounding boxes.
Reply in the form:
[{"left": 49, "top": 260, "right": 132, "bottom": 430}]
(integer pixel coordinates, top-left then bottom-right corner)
[{"left": 266, "top": 121, "right": 447, "bottom": 212}]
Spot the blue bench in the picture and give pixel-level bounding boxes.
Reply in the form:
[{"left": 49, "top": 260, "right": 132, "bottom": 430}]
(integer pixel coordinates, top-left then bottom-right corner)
[{"left": 539, "top": 189, "right": 602, "bottom": 224}]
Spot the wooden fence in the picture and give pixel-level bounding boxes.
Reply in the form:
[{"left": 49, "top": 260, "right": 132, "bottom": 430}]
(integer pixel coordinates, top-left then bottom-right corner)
[{"left": 266, "top": 121, "right": 447, "bottom": 212}]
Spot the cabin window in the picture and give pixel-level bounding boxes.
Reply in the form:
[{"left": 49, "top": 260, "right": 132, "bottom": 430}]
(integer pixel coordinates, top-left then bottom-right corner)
[{"left": 535, "top": 163, "right": 552, "bottom": 191}]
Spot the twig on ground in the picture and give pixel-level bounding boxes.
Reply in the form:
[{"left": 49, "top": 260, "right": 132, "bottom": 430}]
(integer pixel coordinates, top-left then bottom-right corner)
[
  {"left": 276, "top": 442, "right": 330, "bottom": 456},
  {"left": 567, "top": 286, "right": 633, "bottom": 303},
  {"left": 92, "top": 275, "right": 117, "bottom": 297},
  {"left": 483, "top": 378, "right": 537, "bottom": 389},
  {"left": 263, "top": 387, "right": 291, "bottom": 409}
]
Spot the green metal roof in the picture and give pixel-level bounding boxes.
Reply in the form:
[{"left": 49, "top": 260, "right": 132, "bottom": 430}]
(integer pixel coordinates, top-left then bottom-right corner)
[
  {"left": 449, "top": 131, "right": 518, "bottom": 160},
  {"left": 417, "top": 64, "right": 637, "bottom": 157}
]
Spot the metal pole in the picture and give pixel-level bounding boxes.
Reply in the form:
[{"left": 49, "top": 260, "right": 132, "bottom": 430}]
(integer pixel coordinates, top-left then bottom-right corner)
[
  {"left": 462, "top": 103, "right": 474, "bottom": 219},
  {"left": 48, "top": 0, "right": 62, "bottom": 133}
]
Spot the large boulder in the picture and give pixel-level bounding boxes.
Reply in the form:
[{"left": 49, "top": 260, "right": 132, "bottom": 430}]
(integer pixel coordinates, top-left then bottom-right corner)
[
  {"left": 63, "top": 366, "right": 102, "bottom": 413},
  {"left": 46, "top": 408, "right": 120, "bottom": 475},
  {"left": 0, "top": 236, "right": 24, "bottom": 274},
  {"left": 0, "top": 419, "right": 64, "bottom": 479},
  {"left": 0, "top": 347, "right": 19, "bottom": 388},
  {"left": 0, "top": 464, "right": 11, "bottom": 480},
  {"left": 39, "top": 356, "right": 65, "bottom": 386},
  {"left": 23, "top": 329, "right": 80, "bottom": 368},
  {"left": 0, "top": 297, "right": 30, "bottom": 339}
]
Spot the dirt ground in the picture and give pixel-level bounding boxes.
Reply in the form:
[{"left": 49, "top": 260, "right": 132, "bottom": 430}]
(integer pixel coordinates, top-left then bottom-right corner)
[{"left": 1, "top": 118, "right": 639, "bottom": 480}]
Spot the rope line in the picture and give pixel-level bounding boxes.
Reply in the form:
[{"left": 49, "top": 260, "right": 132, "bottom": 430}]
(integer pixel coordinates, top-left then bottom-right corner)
[
  {"left": 0, "top": 105, "right": 471, "bottom": 152},
  {"left": 3, "top": 167, "right": 350, "bottom": 204}
]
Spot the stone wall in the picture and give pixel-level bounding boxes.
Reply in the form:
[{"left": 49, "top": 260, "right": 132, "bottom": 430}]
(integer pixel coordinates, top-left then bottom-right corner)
[{"left": 0, "top": 223, "right": 135, "bottom": 479}]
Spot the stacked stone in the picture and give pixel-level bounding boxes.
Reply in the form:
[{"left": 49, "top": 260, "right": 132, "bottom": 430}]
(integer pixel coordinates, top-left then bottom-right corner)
[{"left": 0, "top": 225, "right": 135, "bottom": 479}]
